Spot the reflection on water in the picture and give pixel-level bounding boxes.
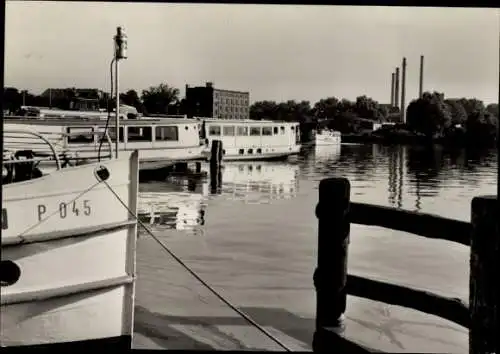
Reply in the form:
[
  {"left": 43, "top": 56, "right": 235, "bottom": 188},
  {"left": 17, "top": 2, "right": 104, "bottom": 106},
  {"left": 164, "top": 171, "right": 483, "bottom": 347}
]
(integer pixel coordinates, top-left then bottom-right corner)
[
  {"left": 138, "top": 179, "right": 208, "bottom": 235},
  {"left": 138, "top": 161, "right": 301, "bottom": 233},
  {"left": 219, "top": 162, "right": 300, "bottom": 203},
  {"left": 139, "top": 144, "right": 496, "bottom": 234}
]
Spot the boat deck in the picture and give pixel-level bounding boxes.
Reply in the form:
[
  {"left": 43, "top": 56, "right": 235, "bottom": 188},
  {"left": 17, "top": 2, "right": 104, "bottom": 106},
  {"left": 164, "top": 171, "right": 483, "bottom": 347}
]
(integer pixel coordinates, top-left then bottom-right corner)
[{"left": 133, "top": 234, "right": 467, "bottom": 352}]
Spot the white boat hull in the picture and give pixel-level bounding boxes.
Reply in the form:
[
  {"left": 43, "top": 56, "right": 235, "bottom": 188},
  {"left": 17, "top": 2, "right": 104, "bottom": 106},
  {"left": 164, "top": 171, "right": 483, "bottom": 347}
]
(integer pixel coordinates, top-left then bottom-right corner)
[
  {"left": 205, "top": 145, "right": 301, "bottom": 161},
  {"left": 1, "top": 152, "right": 139, "bottom": 347}
]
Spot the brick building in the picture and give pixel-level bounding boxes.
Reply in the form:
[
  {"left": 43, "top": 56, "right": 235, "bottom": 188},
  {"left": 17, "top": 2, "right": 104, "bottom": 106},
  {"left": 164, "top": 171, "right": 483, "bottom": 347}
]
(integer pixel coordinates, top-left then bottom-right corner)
[{"left": 185, "top": 82, "right": 250, "bottom": 119}]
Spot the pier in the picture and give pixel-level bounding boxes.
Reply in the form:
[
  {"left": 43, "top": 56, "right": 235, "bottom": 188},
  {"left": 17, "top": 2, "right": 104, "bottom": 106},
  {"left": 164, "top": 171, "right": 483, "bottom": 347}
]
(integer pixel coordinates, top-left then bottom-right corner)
[{"left": 314, "top": 177, "right": 498, "bottom": 354}]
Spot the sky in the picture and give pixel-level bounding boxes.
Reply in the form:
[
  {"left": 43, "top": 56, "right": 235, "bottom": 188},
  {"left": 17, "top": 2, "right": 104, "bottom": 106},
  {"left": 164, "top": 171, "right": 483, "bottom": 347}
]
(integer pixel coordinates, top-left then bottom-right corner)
[{"left": 4, "top": 2, "right": 500, "bottom": 106}]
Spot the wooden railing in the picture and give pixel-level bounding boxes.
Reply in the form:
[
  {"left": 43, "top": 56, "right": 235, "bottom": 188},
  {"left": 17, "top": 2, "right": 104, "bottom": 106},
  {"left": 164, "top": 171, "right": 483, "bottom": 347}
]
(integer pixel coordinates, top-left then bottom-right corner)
[{"left": 313, "top": 177, "right": 498, "bottom": 354}]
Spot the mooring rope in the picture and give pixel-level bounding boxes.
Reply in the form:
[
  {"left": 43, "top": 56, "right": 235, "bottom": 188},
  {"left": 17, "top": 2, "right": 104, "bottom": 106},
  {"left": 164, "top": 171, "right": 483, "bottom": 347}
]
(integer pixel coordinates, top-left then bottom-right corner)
[{"left": 102, "top": 179, "right": 293, "bottom": 352}]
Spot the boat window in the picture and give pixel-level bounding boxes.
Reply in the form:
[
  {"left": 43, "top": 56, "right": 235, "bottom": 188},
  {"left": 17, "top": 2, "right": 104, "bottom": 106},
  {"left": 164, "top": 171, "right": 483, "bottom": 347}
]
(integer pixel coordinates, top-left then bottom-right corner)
[
  {"left": 128, "top": 126, "right": 153, "bottom": 141},
  {"left": 280, "top": 126, "right": 285, "bottom": 134},
  {"left": 209, "top": 125, "right": 221, "bottom": 136},
  {"left": 106, "top": 127, "right": 125, "bottom": 142},
  {"left": 236, "top": 126, "right": 248, "bottom": 136},
  {"left": 262, "top": 127, "right": 273, "bottom": 136},
  {"left": 223, "top": 126, "right": 235, "bottom": 136},
  {"left": 67, "top": 127, "right": 94, "bottom": 144},
  {"left": 250, "top": 127, "right": 261, "bottom": 136},
  {"left": 156, "top": 126, "right": 179, "bottom": 141},
  {"left": 273, "top": 127, "right": 279, "bottom": 135}
]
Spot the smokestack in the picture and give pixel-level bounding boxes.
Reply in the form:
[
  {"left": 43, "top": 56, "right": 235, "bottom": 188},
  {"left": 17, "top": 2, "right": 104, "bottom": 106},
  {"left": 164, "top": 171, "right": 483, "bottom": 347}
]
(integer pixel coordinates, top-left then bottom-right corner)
[
  {"left": 390, "top": 72, "right": 395, "bottom": 106},
  {"left": 394, "top": 67, "right": 400, "bottom": 108},
  {"left": 419, "top": 55, "right": 424, "bottom": 98},
  {"left": 400, "top": 57, "right": 407, "bottom": 123}
]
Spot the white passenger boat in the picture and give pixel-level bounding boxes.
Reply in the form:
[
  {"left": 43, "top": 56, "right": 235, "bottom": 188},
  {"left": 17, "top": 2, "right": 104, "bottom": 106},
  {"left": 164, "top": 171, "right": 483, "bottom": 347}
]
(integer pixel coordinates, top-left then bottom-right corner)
[
  {"left": 315, "top": 129, "right": 342, "bottom": 146},
  {"left": 1, "top": 135, "right": 140, "bottom": 348},
  {"left": 200, "top": 118, "right": 301, "bottom": 161},
  {"left": 3, "top": 116, "right": 207, "bottom": 172}
]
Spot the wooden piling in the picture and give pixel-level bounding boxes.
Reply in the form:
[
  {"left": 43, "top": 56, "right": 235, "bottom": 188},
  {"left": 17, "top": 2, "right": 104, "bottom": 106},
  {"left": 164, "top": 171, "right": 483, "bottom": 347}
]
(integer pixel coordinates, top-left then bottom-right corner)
[
  {"left": 313, "top": 177, "right": 351, "bottom": 352},
  {"left": 469, "top": 195, "right": 499, "bottom": 354},
  {"left": 209, "top": 140, "right": 223, "bottom": 194}
]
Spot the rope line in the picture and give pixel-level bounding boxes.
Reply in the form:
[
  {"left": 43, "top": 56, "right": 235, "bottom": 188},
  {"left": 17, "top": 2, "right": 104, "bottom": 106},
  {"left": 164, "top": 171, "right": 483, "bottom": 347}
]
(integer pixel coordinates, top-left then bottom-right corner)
[{"left": 102, "top": 179, "right": 293, "bottom": 352}]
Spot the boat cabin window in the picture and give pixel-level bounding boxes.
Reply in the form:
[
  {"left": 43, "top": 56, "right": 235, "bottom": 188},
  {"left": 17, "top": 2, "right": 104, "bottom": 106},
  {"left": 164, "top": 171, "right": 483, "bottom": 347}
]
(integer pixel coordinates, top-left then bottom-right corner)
[
  {"left": 262, "top": 127, "right": 273, "bottom": 136},
  {"left": 236, "top": 126, "right": 248, "bottom": 136},
  {"left": 273, "top": 127, "right": 279, "bottom": 135},
  {"left": 250, "top": 127, "right": 261, "bottom": 136},
  {"left": 280, "top": 126, "right": 285, "bottom": 134},
  {"left": 128, "top": 126, "right": 152, "bottom": 141},
  {"left": 208, "top": 125, "right": 221, "bottom": 136},
  {"left": 106, "top": 127, "right": 125, "bottom": 142},
  {"left": 222, "top": 126, "right": 235, "bottom": 136},
  {"left": 67, "top": 127, "right": 95, "bottom": 144},
  {"left": 156, "top": 126, "right": 179, "bottom": 141}
]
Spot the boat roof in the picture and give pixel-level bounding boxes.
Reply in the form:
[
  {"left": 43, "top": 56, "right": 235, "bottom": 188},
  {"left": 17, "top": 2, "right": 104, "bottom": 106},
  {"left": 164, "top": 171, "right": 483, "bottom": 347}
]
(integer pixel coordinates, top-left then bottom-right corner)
[
  {"left": 200, "top": 118, "right": 298, "bottom": 125},
  {"left": 4, "top": 116, "right": 200, "bottom": 126}
]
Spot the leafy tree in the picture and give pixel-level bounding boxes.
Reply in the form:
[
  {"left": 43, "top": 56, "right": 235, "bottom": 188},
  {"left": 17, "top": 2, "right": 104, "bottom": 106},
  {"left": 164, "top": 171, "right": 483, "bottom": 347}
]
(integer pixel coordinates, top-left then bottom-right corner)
[
  {"left": 444, "top": 99, "right": 468, "bottom": 126},
  {"left": 312, "top": 97, "right": 339, "bottom": 119},
  {"left": 3, "top": 87, "right": 22, "bottom": 113},
  {"left": 250, "top": 100, "right": 280, "bottom": 120},
  {"left": 141, "top": 83, "right": 180, "bottom": 114},
  {"left": 486, "top": 103, "right": 498, "bottom": 118},
  {"left": 354, "top": 95, "right": 384, "bottom": 121},
  {"left": 406, "top": 91, "right": 452, "bottom": 137},
  {"left": 120, "top": 89, "right": 145, "bottom": 113}
]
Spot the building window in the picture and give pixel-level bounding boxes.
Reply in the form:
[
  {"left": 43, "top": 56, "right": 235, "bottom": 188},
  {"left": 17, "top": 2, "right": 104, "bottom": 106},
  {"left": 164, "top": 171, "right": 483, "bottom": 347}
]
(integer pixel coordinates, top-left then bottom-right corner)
[
  {"left": 209, "top": 125, "right": 221, "bottom": 136},
  {"left": 156, "top": 126, "right": 179, "bottom": 141},
  {"left": 248, "top": 149, "right": 253, "bottom": 154},
  {"left": 239, "top": 149, "right": 244, "bottom": 155},
  {"left": 237, "top": 126, "right": 248, "bottom": 136},
  {"left": 273, "top": 127, "right": 279, "bottom": 135},
  {"left": 223, "top": 126, "right": 235, "bottom": 136},
  {"left": 262, "top": 127, "right": 273, "bottom": 136},
  {"left": 280, "top": 126, "right": 285, "bottom": 134},
  {"left": 128, "top": 126, "right": 153, "bottom": 141},
  {"left": 250, "top": 127, "right": 261, "bottom": 136},
  {"left": 257, "top": 148, "right": 262, "bottom": 154}
]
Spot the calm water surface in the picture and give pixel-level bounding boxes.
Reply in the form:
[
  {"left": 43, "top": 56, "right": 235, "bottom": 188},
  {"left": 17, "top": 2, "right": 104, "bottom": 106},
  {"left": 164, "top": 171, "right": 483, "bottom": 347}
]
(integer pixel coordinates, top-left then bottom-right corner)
[{"left": 137, "top": 143, "right": 497, "bottom": 334}]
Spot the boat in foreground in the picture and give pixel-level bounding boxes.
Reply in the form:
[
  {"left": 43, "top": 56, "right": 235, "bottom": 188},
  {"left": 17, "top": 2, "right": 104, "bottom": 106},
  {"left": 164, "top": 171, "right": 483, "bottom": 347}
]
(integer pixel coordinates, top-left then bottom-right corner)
[
  {"left": 1, "top": 150, "right": 140, "bottom": 348},
  {"left": 200, "top": 118, "right": 301, "bottom": 161}
]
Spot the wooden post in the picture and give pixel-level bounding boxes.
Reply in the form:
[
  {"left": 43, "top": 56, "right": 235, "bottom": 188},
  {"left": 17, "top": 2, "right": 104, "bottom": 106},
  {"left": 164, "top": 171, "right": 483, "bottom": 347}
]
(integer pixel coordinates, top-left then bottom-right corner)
[
  {"left": 313, "top": 177, "right": 351, "bottom": 351},
  {"left": 469, "top": 195, "right": 499, "bottom": 354},
  {"left": 209, "top": 140, "right": 223, "bottom": 194}
]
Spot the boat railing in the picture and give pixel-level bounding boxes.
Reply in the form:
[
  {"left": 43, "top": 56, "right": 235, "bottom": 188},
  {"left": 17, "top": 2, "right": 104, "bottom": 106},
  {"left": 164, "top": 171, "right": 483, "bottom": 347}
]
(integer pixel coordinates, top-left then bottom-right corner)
[
  {"left": 2, "top": 129, "right": 115, "bottom": 169},
  {"left": 313, "top": 177, "right": 498, "bottom": 354}
]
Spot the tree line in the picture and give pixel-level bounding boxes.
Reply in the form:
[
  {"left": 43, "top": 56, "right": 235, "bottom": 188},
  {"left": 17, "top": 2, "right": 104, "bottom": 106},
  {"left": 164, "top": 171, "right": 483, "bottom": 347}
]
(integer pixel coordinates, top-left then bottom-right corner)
[{"left": 3, "top": 84, "right": 498, "bottom": 146}]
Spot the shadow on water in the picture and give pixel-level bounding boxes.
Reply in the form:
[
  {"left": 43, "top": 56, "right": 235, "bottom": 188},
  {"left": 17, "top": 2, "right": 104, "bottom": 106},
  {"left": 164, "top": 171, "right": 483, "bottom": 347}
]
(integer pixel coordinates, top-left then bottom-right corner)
[{"left": 134, "top": 304, "right": 314, "bottom": 350}]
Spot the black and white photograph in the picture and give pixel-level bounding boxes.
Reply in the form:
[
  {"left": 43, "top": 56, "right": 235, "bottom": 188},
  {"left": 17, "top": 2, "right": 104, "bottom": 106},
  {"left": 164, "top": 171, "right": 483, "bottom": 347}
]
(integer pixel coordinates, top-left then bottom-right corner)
[{"left": 1, "top": 1, "right": 499, "bottom": 352}]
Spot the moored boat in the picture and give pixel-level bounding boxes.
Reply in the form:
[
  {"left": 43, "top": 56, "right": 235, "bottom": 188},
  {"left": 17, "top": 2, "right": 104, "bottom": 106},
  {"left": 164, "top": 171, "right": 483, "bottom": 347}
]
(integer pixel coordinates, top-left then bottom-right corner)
[
  {"left": 3, "top": 116, "right": 208, "bottom": 173},
  {"left": 1, "top": 143, "right": 140, "bottom": 347},
  {"left": 314, "top": 129, "right": 342, "bottom": 146},
  {"left": 200, "top": 118, "right": 301, "bottom": 161}
]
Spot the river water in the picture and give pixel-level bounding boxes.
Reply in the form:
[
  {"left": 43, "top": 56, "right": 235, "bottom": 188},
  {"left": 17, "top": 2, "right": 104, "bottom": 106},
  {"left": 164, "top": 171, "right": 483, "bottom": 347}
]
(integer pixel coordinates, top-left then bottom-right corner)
[{"left": 135, "top": 143, "right": 497, "bottom": 351}]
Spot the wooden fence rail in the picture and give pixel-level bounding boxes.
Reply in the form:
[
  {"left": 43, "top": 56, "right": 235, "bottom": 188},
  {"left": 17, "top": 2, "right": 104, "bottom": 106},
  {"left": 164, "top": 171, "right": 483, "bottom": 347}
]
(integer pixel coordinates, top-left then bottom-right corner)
[{"left": 313, "top": 177, "right": 498, "bottom": 354}]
